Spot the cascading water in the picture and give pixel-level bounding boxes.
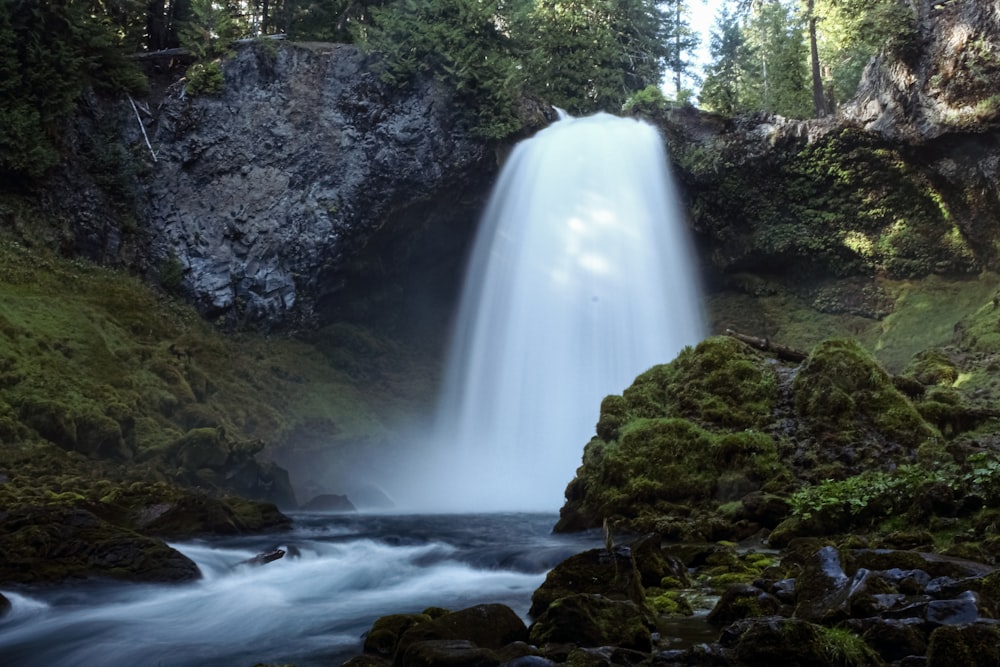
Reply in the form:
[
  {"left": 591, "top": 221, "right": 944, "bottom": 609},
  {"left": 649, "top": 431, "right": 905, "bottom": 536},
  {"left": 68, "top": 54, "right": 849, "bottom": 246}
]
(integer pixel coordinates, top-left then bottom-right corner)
[{"left": 428, "top": 112, "right": 705, "bottom": 511}]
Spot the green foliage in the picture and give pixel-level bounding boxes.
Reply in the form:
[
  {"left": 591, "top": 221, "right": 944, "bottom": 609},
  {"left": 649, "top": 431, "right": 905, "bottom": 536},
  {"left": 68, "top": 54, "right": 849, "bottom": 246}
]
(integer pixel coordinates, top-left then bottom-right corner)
[
  {"left": 818, "top": 625, "right": 882, "bottom": 667},
  {"left": 794, "top": 338, "right": 938, "bottom": 449},
  {"left": 364, "top": 0, "right": 521, "bottom": 139},
  {"left": 516, "top": 0, "right": 670, "bottom": 115},
  {"left": 699, "top": 4, "right": 743, "bottom": 114},
  {"left": 181, "top": 0, "right": 239, "bottom": 60},
  {"left": 789, "top": 465, "right": 934, "bottom": 529},
  {"left": 622, "top": 85, "right": 669, "bottom": 116},
  {"left": 185, "top": 61, "right": 226, "bottom": 96},
  {"left": 0, "top": 0, "right": 148, "bottom": 178},
  {"left": 159, "top": 255, "right": 187, "bottom": 293},
  {"left": 815, "top": 0, "right": 917, "bottom": 105}
]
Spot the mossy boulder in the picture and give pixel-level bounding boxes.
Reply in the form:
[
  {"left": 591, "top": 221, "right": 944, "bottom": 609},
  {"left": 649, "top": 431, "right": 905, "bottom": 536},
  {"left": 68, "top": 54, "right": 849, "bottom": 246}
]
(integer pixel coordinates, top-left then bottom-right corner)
[
  {"left": 622, "top": 336, "right": 779, "bottom": 430},
  {"left": 171, "top": 427, "right": 230, "bottom": 470},
  {"left": 364, "top": 612, "right": 434, "bottom": 658},
  {"left": 397, "top": 640, "right": 499, "bottom": 667},
  {"left": 527, "top": 594, "right": 654, "bottom": 651},
  {"left": 529, "top": 548, "right": 645, "bottom": 618},
  {"left": 926, "top": 623, "right": 1000, "bottom": 667},
  {"left": 392, "top": 604, "right": 528, "bottom": 666},
  {"left": 0, "top": 505, "right": 200, "bottom": 584},
  {"left": 793, "top": 338, "right": 938, "bottom": 451},
  {"left": 556, "top": 336, "right": 790, "bottom": 533},
  {"left": 721, "top": 617, "right": 884, "bottom": 666}
]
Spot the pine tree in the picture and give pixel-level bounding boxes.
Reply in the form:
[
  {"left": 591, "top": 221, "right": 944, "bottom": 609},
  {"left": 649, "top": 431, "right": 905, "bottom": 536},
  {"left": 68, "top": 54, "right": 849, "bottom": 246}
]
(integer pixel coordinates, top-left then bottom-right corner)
[{"left": 699, "top": 5, "right": 744, "bottom": 114}]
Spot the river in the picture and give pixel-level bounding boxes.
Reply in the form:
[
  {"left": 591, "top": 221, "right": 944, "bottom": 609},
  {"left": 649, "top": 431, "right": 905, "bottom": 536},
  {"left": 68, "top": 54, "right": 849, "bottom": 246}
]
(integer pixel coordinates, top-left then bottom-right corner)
[{"left": 0, "top": 513, "right": 600, "bottom": 667}]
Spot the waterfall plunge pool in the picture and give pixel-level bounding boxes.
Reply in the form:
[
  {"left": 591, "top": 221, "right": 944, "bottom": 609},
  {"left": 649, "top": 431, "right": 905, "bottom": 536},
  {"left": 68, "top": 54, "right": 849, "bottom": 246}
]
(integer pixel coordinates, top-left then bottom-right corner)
[{"left": 0, "top": 513, "right": 602, "bottom": 667}]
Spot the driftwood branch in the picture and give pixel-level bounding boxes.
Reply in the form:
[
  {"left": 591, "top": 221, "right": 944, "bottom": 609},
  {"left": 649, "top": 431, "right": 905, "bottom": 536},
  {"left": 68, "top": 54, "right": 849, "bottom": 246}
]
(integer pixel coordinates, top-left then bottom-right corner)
[
  {"left": 725, "top": 329, "right": 809, "bottom": 363},
  {"left": 132, "top": 47, "right": 192, "bottom": 61}
]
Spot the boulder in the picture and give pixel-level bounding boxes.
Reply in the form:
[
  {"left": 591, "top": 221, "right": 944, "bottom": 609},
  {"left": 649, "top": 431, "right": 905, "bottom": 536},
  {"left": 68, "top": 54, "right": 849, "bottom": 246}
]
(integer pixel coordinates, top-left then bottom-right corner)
[
  {"left": 0, "top": 592, "right": 10, "bottom": 618},
  {"left": 528, "top": 594, "right": 654, "bottom": 652},
  {"left": 926, "top": 622, "right": 1000, "bottom": 667},
  {"left": 364, "top": 613, "right": 434, "bottom": 658},
  {"left": 394, "top": 604, "right": 529, "bottom": 665},
  {"left": 721, "top": 616, "right": 884, "bottom": 667},
  {"left": 398, "top": 640, "right": 499, "bottom": 667},
  {"left": 706, "top": 583, "right": 781, "bottom": 626},
  {"left": 0, "top": 505, "right": 200, "bottom": 584},
  {"left": 529, "top": 548, "right": 645, "bottom": 618}
]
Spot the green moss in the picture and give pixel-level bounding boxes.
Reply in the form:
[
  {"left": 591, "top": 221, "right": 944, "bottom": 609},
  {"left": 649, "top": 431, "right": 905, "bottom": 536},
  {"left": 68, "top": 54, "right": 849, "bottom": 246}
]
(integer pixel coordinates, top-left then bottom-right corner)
[
  {"left": 647, "top": 589, "right": 693, "bottom": 616},
  {"left": 793, "top": 338, "right": 937, "bottom": 448},
  {"left": 819, "top": 626, "right": 882, "bottom": 667},
  {"left": 622, "top": 336, "right": 778, "bottom": 430}
]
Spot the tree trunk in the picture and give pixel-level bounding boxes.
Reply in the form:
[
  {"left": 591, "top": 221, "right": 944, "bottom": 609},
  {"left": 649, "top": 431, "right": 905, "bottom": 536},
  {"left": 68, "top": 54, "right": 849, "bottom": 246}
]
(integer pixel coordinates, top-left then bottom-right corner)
[{"left": 807, "top": 0, "right": 828, "bottom": 117}]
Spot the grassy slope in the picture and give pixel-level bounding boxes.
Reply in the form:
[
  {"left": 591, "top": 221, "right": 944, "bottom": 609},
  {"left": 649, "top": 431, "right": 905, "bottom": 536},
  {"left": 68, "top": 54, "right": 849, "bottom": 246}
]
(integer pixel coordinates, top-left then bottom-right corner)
[{"left": 0, "top": 235, "right": 431, "bottom": 508}]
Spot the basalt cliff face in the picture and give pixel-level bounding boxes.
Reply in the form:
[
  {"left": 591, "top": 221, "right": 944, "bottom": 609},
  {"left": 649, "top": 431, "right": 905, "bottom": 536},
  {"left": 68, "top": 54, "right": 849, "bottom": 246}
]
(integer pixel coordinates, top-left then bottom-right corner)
[
  {"left": 654, "top": 0, "right": 1000, "bottom": 369},
  {"left": 140, "top": 43, "right": 501, "bottom": 330}
]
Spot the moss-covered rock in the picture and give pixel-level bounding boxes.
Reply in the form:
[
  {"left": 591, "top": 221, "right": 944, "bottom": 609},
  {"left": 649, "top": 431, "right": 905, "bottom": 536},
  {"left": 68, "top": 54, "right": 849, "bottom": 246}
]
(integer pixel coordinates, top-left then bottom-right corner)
[
  {"left": 926, "top": 623, "right": 1000, "bottom": 667},
  {"left": 527, "top": 594, "right": 654, "bottom": 652},
  {"left": 364, "top": 613, "right": 434, "bottom": 659},
  {"left": 529, "top": 548, "right": 645, "bottom": 618},
  {"left": 0, "top": 505, "right": 200, "bottom": 584},
  {"left": 793, "top": 338, "right": 938, "bottom": 451}
]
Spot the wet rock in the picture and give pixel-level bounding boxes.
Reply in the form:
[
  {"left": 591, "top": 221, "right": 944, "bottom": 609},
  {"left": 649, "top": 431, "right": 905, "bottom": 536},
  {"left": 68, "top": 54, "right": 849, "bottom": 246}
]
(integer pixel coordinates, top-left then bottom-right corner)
[
  {"left": 925, "top": 592, "right": 983, "bottom": 627},
  {"left": 498, "top": 656, "right": 555, "bottom": 667},
  {"left": 529, "top": 548, "right": 645, "bottom": 618},
  {"left": 0, "top": 505, "right": 200, "bottom": 584},
  {"left": 630, "top": 534, "right": 689, "bottom": 588},
  {"left": 398, "top": 639, "right": 499, "bottom": 667},
  {"left": 848, "top": 617, "right": 927, "bottom": 663},
  {"left": 707, "top": 583, "right": 781, "bottom": 626},
  {"left": 238, "top": 549, "right": 285, "bottom": 567},
  {"left": 395, "top": 604, "right": 529, "bottom": 662},
  {"left": 528, "top": 594, "right": 654, "bottom": 652},
  {"left": 926, "top": 622, "right": 1000, "bottom": 667},
  {"left": 0, "top": 592, "right": 10, "bottom": 618},
  {"left": 793, "top": 545, "right": 851, "bottom": 622},
  {"left": 848, "top": 550, "right": 995, "bottom": 580},
  {"left": 721, "top": 616, "right": 884, "bottom": 666},
  {"left": 364, "top": 613, "right": 433, "bottom": 659}
]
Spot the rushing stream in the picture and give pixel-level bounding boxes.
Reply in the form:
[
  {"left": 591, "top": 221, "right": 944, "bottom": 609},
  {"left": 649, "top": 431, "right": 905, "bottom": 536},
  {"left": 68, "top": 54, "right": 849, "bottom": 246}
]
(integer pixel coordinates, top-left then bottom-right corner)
[{"left": 0, "top": 513, "right": 599, "bottom": 667}]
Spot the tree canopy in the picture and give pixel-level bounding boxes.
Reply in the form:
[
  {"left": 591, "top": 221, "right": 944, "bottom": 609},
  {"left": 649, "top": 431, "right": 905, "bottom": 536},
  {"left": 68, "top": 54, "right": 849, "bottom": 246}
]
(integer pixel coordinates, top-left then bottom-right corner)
[{"left": 0, "top": 0, "right": 919, "bottom": 177}]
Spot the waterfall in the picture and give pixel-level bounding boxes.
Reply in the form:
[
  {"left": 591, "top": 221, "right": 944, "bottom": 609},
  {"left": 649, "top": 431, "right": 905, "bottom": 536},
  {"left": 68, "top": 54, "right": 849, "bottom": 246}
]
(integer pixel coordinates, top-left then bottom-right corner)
[{"left": 427, "top": 112, "right": 704, "bottom": 511}]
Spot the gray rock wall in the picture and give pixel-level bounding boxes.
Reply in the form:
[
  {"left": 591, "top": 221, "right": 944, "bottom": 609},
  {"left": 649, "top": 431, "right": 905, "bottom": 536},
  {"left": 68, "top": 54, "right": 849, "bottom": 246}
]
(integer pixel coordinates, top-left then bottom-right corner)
[{"left": 144, "top": 42, "right": 495, "bottom": 327}]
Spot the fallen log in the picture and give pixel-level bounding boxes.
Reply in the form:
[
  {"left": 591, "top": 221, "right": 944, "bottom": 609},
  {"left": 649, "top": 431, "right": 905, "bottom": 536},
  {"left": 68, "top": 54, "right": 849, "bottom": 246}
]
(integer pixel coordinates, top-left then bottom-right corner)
[{"left": 725, "top": 329, "right": 809, "bottom": 363}]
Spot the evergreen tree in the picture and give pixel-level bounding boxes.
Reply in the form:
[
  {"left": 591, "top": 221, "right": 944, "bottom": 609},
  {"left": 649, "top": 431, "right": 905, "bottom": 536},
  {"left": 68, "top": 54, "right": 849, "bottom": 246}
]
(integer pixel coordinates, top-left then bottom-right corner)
[
  {"left": 699, "top": 5, "right": 744, "bottom": 114},
  {"left": 661, "top": 0, "right": 699, "bottom": 100},
  {"left": 364, "top": 0, "right": 521, "bottom": 137},
  {"left": 0, "top": 0, "right": 147, "bottom": 178},
  {"left": 516, "top": 0, "right": 669, "bottom": 114},
  {"left": 740, "top": 0, "right": 810, "bottom": 118}
]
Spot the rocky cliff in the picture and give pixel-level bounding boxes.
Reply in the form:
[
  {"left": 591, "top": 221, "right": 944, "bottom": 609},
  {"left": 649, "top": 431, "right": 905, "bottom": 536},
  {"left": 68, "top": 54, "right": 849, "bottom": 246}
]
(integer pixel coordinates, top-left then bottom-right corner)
[{"left": 141, "top": 42, "right": 499, "bottom": 330}]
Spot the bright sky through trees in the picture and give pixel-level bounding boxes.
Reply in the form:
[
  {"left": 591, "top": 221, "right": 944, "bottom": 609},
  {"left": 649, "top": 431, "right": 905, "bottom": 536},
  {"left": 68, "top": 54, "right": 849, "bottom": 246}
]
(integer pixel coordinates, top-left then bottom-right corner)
[{"left": 666, "top": 0, "right": 724, "bottom": 100}]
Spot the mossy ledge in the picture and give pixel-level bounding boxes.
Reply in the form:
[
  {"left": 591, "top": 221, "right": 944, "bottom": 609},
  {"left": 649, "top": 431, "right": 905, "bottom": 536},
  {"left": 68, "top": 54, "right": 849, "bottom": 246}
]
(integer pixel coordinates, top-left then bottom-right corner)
[
  {"left": 556, "top": 330, "right": 1000, "bottom": 557},
  {"left": 0, "top": 235, "right": 425, "bottom": 584}
]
